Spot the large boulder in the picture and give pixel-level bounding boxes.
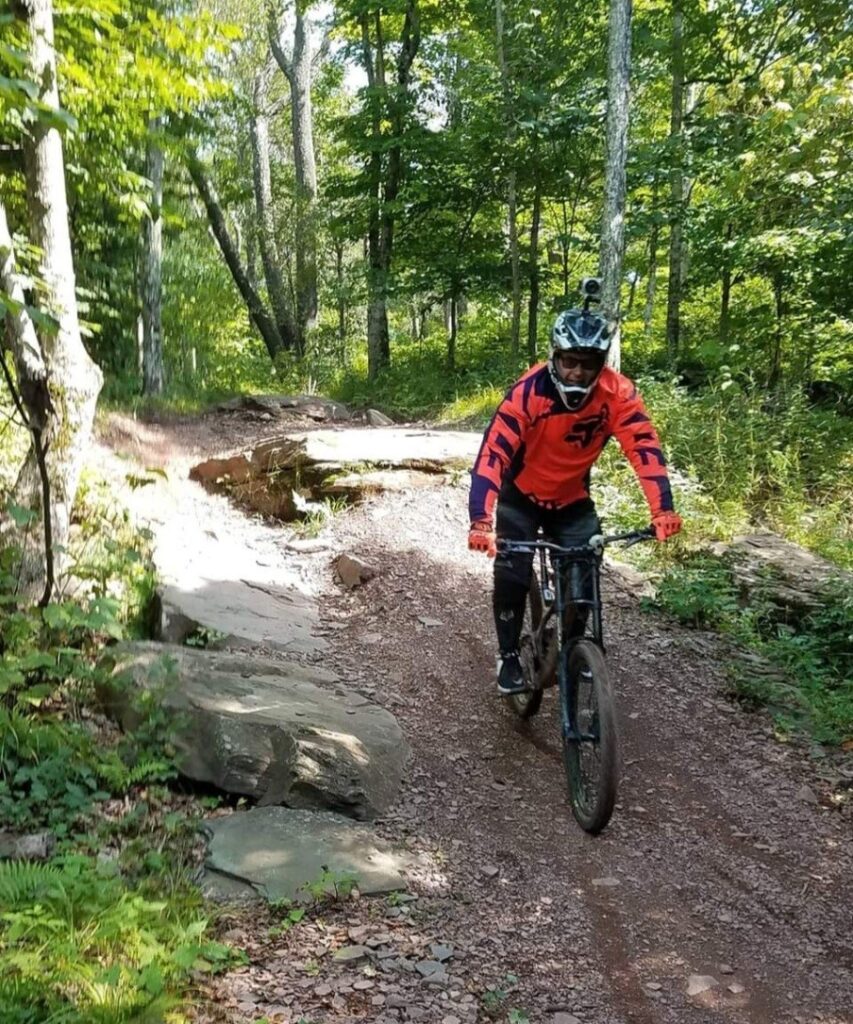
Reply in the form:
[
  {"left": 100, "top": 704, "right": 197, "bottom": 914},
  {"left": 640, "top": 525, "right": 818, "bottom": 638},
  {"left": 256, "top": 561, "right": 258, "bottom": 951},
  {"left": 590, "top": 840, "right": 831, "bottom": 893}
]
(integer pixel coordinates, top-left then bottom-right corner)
[
  {"left": 203, "top": 807, "right": 411, "bottom": 903},
  {"left": 105, "top": 643, "right": 408, "bottom": 819},
  {"left": 711, "top": 532, "right": 852, "bottom": 623}
]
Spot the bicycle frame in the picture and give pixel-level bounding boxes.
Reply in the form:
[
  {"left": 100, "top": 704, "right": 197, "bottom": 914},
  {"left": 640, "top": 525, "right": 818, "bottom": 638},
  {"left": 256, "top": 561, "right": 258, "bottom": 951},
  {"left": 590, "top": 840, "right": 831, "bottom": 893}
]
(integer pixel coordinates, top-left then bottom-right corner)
[{"left": 499, "top": 528, "right": 654, "bottom": 740}]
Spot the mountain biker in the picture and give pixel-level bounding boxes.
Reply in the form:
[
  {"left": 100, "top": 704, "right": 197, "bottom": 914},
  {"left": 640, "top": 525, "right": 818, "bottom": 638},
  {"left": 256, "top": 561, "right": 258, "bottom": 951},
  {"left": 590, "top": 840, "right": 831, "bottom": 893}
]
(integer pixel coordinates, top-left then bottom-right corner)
[{"left": 468, "top": 285, "right": 682, "bottom": 696}]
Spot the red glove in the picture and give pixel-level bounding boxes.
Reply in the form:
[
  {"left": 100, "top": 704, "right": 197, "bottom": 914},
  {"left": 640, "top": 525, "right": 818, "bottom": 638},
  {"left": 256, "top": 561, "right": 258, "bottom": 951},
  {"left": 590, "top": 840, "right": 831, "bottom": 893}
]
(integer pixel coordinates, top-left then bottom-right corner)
[
  {"left": 652, "top": 511, "right": 683, "bottom": 541},
  {"left": 468, "top": 520, "right": 497, "bottom": 558}
]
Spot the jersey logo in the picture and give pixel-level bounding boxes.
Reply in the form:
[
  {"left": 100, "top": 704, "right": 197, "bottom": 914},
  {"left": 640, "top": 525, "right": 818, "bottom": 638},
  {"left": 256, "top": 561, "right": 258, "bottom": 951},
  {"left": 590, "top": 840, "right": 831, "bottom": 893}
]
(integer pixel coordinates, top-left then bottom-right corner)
[{"left": 564, "top": 404, "right": 609, "bottom": 448}]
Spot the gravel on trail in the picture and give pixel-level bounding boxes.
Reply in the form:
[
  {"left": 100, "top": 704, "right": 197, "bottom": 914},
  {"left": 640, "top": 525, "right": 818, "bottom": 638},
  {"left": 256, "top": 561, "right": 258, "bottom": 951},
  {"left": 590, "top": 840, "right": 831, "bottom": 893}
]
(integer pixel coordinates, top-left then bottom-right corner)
[{"left": 100, "top": 411, "right": 852, "bottom": 1024}]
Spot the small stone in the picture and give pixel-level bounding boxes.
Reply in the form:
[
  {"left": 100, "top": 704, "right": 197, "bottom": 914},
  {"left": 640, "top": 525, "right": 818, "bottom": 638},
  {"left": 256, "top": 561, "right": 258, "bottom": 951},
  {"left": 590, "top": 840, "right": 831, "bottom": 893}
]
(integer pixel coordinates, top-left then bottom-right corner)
[
  {"left": 430, "top": 943, "right": 454, "bottom": 962},
  {"left": 796, "top": 785, "right": 819, "bottom": 805},
  {"left": 418, "top": 616, "right": 443, "bottom": 627},
  {"left": 442, "top": 1016, "right": 461, "bottom": 1024},
  {"left": 728, "top": 982, "right": 746, "bottom": 995},
  {"left": 552, "top": 1015, "right": 582, "bottom": 1024},
  {"left": 719, "top": 964, "right": 734, "bottom": 975},
  {"left": 415, "top": 960, "right": 445, "bottom": 978},
  {"left": 644, "top": 982, "right": 662, "bottom": 991},
  {"left": 334, "top": 945, "right": 371, "bottom": 962},
  {"left": 481, "top": 864, "right": 499, "bottom": 878},
  {"left": 687, "top": 975, "right": 717, "bottom": 997},
  {"left": 591, "top": 876, "right": 620, "bottom": 887},
  {"left": 336, "top": 553, "right": 376, "bottom": 589},
  {"left": 353, "top": 979, "right": 375, "bottom": 991},
  {"left": 314, "top": 983, "right": 332, "bottom": 997}
]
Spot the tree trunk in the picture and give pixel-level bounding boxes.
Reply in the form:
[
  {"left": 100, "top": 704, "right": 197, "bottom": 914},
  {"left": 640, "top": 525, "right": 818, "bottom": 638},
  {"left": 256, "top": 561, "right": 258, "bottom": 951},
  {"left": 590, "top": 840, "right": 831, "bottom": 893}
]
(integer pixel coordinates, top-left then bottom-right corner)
[
  {"left": 0, "top": 201, "right": 51, "bottom": 430},
  {"left": 643, "top": 183, "right": 660, "bottom": 340},
  {"left": 250, "top": 74, "right": 299, "bottom": 354},
  {"left": 8, "top": 0, "right": 103, "bottom": 598},
  {"left": 141, "top": 119, "right": 165, "bottom": 395},
  {"left": 359, "top": 2, "right": 420, "bottom": 380},
  {"left": 599, "top": 0, "right": 632, "bottom": 373},
  {"left": 334, "top": 241, "right": 346, "bottom": 344},
  {"left": 447, "top": 290, "right": 458, "bottom": 371},
  {"left": 527, "top": 178, "right": 542, "bottom": 363},
  {"left": 769, "top": 270, "right": 784, "bottom": 388},
  {"left": 665, "top": 0, "right": 685, "bottom": 367},
  {"left": 269, "top": 3, "right": 319, "bottom": 342},
  {"left": 719, "top": 221, "right": 733, "bottom": 345},
  {"left": 495, "top": 0, "right": 521, "bottom": 356},
  {"left": 187, "top": 153, "right": 287, "bottom": 361}
]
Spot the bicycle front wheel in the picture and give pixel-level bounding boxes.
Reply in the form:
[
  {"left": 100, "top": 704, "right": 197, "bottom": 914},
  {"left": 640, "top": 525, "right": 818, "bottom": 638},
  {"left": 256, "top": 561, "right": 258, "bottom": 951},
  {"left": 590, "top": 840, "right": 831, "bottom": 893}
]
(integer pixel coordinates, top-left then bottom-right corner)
[
  {"left": 509, "top": 572, "right": 544, "bottom": 719},
  {"left": 562, "top": 639, "right": 619, "bottom": 834}
]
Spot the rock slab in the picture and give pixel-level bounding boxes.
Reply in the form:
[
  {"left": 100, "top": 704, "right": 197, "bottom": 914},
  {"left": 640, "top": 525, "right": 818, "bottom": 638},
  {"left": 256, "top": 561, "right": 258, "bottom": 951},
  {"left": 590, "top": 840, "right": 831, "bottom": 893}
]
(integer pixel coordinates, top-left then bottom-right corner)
[
  {"left": 203, "top": 807, "right": 410, "bottom": 902},
  {"left": 107, "top": 643, "right": 408, "bottom": 819}
]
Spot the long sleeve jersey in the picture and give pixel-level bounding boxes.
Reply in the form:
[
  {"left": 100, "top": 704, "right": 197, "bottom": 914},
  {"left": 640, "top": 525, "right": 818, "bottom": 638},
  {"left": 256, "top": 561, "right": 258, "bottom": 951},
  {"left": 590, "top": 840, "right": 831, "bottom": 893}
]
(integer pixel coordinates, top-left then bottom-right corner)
[{"left": 469, "top": 363, "right": 674, "bottom": 523}]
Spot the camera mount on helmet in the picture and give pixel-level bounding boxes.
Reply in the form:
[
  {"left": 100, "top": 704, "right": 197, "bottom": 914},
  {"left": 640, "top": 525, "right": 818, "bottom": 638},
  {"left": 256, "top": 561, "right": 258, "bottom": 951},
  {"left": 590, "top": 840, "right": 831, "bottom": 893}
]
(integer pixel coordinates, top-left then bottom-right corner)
[
  {"left": 548, "top": 277, "right": 610, "bottom": 411},
  {"left": 580, "top": 276, "right": 602, "bottom": 312}
]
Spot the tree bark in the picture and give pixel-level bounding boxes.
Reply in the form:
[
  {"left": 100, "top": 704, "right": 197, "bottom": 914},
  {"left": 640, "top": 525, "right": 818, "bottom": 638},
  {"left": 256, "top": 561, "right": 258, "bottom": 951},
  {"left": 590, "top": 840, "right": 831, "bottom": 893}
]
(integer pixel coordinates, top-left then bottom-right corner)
[
  {"left": 9, "top": 0, "right": 103, "bottom": 599},
  {"left": 644, "top": 180, "right": 660, "bottom": 340},
  {"left": 719, "top": 221, "right": 733, "bottom": 344},
  {"left": 769, "top": 270, "right": 784, "bottom": 388},
  {"left": 141, "top": 118, "right": 165, "bottom": 395},
  {"left": 527, "top": 177, "right": 542, "bottom": 363},
  {"left": 665, "top": 0, "right": 685, "bottom": 367},
  {"left": 269, "top": 1, "right": 320, "bottom": 342},
  {"left": 494, "top": 0, "right": 521, "bottom": 356},
  {"left": 187, "top": 153, "right": 287, "bottom": 361},
  {"left": 599, "top": 0, "right": 632, "bottom": 373},
  {"left": 250, "top": 72, "right": 299, "bottom": 354},
  {"left": 447, "top": 290, "right": 458, "bottom": 371},
  {"left": 0, "top": 200, "right": 51, "bottom": 430},
  {"left": 359, "top": 1, "right": 420, "bottom": 380}
]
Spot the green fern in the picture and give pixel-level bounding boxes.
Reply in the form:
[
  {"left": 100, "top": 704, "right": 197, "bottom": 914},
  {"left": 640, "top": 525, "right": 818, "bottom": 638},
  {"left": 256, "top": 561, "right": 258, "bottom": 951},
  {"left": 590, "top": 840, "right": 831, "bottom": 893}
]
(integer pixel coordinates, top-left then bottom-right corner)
[{"left": 0, "top": 860, "right": 62, "bottom": 907}]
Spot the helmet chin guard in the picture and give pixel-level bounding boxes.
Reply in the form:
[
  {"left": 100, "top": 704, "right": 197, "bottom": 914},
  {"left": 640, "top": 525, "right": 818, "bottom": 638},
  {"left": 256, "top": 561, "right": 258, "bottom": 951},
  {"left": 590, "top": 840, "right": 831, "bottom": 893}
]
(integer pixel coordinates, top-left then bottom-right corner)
[{"left": 547, "top": 361, "right": 600, "bottom": 410}]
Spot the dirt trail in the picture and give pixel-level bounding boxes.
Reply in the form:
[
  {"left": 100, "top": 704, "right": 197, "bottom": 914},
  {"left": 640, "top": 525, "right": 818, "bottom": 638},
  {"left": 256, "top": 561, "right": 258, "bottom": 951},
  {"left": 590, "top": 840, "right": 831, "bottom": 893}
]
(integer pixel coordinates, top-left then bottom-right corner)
[{"left": 100, "top": 411, "right": 852, "bottom": 1024}]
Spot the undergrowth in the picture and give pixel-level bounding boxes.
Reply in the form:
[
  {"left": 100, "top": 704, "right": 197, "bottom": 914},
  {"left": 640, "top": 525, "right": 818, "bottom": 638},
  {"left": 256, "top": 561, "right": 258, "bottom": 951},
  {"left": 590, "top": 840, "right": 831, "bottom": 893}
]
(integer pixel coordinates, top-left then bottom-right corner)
[
  {"left": 651, "top": 552, "right": 853, "bottom": 745},
  {"left": 0, "top": 472, "right": 235, "bottom": 1022}
]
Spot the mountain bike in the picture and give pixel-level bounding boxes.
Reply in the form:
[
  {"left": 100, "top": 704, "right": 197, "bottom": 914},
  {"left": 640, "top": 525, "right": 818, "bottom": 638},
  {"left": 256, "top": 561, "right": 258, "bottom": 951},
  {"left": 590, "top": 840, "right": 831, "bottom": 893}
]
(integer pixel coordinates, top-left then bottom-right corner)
[{"left": 497, "top": 527, "right": 655, "bottom": 834}]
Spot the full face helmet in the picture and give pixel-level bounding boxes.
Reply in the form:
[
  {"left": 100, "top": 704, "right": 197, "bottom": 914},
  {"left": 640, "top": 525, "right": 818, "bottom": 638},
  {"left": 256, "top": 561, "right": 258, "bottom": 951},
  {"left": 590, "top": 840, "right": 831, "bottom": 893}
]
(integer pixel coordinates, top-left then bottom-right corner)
[{"left": 548, "top": 308, "right": 613, "bottom": 409}]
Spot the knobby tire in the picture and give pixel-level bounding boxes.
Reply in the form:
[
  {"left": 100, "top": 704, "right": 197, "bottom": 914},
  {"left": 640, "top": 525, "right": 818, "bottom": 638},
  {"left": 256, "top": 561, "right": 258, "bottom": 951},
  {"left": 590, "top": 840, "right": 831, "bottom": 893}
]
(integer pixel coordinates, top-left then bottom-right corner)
[
  {"left": 563, "top": 639, "right": 619, "bottom": 834},
  {"left": 509, "top": 572, "right": 544, "bottom": 719}
]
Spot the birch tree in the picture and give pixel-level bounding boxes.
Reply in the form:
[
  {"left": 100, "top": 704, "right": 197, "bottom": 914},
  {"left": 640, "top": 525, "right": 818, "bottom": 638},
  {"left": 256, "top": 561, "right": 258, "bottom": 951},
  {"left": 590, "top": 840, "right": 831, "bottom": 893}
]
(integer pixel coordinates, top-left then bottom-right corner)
[
  {"left": 268, "top": 0, "right": 323, "bottom": 346},
  {"left": 141, "top": 118, "right": 165, "bottom": 395},
  {"left": 599, "top": 0, "right": 633, "bottom": 372},
  {"left": 5, "top": 0, "right": 103, "bottom": 597}
]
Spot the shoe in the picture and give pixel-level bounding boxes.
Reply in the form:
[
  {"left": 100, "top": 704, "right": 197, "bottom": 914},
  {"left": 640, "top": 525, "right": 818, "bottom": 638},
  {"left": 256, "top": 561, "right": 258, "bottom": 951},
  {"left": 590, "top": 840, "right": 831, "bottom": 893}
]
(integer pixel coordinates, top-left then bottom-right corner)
[{"left": 497, "top": 652, "right": 528, "bottom": 696}]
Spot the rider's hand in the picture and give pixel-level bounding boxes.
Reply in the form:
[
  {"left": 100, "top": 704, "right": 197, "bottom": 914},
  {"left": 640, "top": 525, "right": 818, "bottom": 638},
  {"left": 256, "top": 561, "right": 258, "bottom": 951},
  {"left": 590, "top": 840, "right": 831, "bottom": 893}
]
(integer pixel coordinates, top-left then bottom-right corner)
[
  {"left": 468, "top": 520, "right": 497, "bottom": 558},
  {"left": 652, "top": 511, "right": 683, "bottom": 542}
]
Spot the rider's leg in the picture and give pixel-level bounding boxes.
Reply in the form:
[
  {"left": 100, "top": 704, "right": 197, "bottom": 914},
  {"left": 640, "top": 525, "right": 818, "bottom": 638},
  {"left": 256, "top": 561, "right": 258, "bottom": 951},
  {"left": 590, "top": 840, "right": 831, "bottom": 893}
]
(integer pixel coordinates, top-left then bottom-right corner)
[
  {"left": 493, "top": 484, "right": 541, "bottom": 693},
  {"left": 546, "top": 499, "right": 601, "bottom": 640}
]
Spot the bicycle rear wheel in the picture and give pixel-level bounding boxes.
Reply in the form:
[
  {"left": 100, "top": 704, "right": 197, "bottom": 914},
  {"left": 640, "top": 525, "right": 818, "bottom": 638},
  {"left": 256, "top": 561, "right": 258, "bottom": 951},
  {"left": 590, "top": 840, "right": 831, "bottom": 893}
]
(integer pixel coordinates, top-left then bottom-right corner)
[
  {"left": 509, "top": 572, "right": 544, "bottom": 719},
  {"left": 562, "top": 639, "right": 619, "bottom": 834}
]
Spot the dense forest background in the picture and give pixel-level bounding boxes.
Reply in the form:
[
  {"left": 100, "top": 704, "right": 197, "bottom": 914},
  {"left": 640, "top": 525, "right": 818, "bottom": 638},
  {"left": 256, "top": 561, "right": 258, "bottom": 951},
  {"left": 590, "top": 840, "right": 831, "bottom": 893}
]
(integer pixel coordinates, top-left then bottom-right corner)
[
  {"left": 1, "top": 3, "right": 851, "bottom": 1019},
  {"left": 3, "top": 0, "right": 852, "bottom": 565}
]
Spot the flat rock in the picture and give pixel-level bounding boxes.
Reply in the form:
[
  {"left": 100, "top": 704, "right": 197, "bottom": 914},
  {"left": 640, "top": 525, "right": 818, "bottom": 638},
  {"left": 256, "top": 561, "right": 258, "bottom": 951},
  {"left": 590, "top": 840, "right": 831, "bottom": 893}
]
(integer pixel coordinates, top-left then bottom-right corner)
[
  {"left": 105, "top": 643, "right": 408, "bottom": 819},
  {"left": 189, "top": 428, "right": 481, "bottom": 521},
  {"left": 204, "top": 808, "right": 410, "bottom": 903},
  {"left": 156, "top": 575, "right": 323, "bottom": 656},
  {"left": 686, "top": 975, "right": 717, "bottom": 997},
  {"left": 0, "top": 830, "right": 54, "bottom": 861}
]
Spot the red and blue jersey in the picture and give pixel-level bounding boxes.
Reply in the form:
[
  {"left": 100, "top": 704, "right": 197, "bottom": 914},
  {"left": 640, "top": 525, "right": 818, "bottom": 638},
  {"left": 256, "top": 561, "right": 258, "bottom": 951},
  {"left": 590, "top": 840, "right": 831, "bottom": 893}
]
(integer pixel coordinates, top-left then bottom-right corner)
[{"left": 469, "top": 363, "right": 674, "bottom": 523}]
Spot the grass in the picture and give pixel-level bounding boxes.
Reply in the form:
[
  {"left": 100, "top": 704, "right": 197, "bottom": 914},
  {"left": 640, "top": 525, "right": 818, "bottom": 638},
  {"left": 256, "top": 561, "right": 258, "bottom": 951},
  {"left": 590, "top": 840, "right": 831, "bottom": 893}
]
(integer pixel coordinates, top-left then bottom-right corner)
[
  {"left": 651, "top": 552, "right": 853, "bottom": 745},
  {"left": 0, "top": 464, "right": 236, "bottom": 1022}
]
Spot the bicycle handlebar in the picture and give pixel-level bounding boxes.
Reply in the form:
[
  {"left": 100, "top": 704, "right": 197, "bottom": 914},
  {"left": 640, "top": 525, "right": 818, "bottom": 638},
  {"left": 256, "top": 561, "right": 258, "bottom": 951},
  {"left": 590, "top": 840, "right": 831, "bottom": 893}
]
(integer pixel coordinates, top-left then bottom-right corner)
[{"left": 497, "top": 526, "right": 655, "bottom": 558}]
